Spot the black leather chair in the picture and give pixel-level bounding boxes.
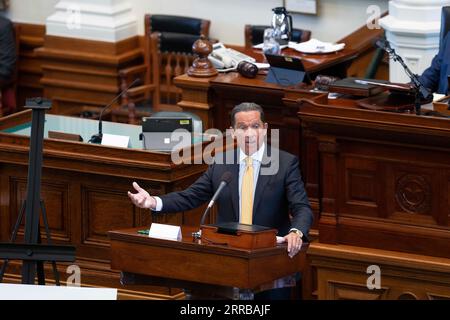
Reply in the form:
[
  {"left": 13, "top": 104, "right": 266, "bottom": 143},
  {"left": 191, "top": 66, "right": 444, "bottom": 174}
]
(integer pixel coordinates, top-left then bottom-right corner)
[
  {"left": 440, "top": 6, "right": 450, "bottom": 46},
  {"left": 146, "top": 14, "right": 210, "bottom": 54},
  {"left": 244, "top": 24, "right": 311, "bottom": 49}
]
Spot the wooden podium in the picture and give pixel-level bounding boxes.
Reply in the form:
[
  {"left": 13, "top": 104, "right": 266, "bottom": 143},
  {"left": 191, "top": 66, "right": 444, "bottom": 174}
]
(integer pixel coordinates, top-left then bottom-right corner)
[{"left": 109, "top": 226, "right": 307, "bottom": 300}]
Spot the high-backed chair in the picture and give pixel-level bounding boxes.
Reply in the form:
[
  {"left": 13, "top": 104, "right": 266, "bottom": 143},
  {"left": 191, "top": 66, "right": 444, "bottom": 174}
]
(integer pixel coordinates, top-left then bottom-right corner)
[
  {"left": 0, "top": 22, "right": 19, "bottom": 117},
  {"left": 440, "top": 6, "right": 450, "bottom": 46},
  {"left": 244, "top": 24, "right": 311, "bottom": 49},
  {"left": 113, "top": 14, "right": 210, "bottom": 124}
]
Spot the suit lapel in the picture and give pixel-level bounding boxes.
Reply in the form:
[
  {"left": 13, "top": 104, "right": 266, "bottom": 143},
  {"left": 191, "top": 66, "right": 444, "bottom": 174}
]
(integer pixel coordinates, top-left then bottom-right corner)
[
  {"left": 252, "top": 149, "right": 275, "bottom": 217},
  {"left": 253, "top": 169, "right": 272, "bottom": 217}
]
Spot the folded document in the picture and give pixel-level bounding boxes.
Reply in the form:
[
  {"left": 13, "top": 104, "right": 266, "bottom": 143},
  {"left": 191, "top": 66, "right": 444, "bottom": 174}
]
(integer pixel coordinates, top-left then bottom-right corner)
[{"left": 289, "top": 38, "right": 345, "bottom": 54}]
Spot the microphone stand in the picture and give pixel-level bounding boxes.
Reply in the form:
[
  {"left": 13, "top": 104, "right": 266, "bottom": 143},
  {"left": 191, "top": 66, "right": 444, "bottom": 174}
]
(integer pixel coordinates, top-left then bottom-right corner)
[
  {"left": 192, "top": 195, "right": 216, "bottom": 240},
  {"left": 382, "top": 42, "right": 431, "bottom": 116},
  {"left": 89, "top": 78, "right": 140, "bottom": 144},
  {"left": 192, "top": 206, "right": 212, "bottom": 240},
  {"left": 192, "top": 176, "right": 231, "bottom": 240}
]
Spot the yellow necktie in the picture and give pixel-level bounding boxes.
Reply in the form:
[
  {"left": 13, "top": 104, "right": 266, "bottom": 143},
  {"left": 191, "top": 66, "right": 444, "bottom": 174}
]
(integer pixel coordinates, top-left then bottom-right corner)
[{"left": 241, "top": 156, "right": 254, "bottom": 225}]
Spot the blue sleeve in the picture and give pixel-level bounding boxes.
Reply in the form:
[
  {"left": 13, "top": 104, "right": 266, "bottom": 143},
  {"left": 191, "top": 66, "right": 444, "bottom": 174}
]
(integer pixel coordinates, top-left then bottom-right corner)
[
  {"left": 158, "top": 165, "right": 214, "bottom": 213},
  {"left": 419, "top": 33, "right": 448, "bottom": 92},
  {"left": 285, "top": 156, "right": 313, "bottom": 239}
]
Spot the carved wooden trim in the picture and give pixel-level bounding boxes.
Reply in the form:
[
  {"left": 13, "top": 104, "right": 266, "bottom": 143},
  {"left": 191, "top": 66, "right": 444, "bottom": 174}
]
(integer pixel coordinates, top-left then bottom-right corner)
[
  {"left": 318, "top": 137, "right": 339, "bottom": 154},
  {"left": 395, "top": 174, "right": 432, "bottom": 215}
]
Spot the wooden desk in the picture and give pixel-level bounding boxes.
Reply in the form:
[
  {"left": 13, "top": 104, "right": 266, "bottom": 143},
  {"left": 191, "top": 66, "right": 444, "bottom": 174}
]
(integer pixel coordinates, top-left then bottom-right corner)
[
  {"left": 109, "top": 226, "right": 307, "bottom": 299},
  {"left": 297, "top": 94, "right": 450, "bottom": 259},
  {"left": 308, "top": 242, "right": 450, "bottom": 300},
  {"left": 0, "top": 110, "right": 217, "bottom": 299},
  {"left": 175, "top": 45, "right": 357, "bottom": 130},
  {"left": 228, "top": 45, "right": 358, "bottom": 76}
]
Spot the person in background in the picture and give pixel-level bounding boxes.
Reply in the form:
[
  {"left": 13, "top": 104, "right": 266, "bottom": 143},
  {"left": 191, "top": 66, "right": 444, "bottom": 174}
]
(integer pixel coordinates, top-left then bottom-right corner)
[{"left": 419, "top": 32, "right": 450, "bottom": 95}]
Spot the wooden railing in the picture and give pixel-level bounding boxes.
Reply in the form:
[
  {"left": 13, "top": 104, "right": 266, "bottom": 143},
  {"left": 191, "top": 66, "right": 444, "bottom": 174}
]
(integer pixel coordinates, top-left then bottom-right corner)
[{"left": 337, "top": 12, "right": 389, "bottom": 80}]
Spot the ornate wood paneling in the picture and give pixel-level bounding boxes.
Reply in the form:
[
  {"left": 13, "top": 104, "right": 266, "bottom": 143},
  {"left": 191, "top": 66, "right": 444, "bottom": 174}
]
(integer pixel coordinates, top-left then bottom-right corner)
[
  {"left": 309, "top": 242, "right": 450, "bottom": 300},
  {"left": 298, "top": 96, "right": 450, "bottom": 259},
  {"left": 11, "top": 177, "right": 71, "bottom": 243},
  {"left": 0, "top": 111, "right": 210, "bottom": 298},
  {"left": 82, "top": 186, "right": 138, "bottom": 247},
  {"left": 326, "top": 280, "right": 389, "bottom": 300}
]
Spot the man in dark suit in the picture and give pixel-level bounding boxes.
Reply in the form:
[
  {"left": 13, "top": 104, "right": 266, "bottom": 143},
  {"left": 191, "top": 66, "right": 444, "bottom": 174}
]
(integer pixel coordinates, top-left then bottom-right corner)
[
  {"left": 128, "top": 102, "right": 313, "bottom": 299},
  {"left": 419, "top": 32, "right": 450, "bottom": 94}
]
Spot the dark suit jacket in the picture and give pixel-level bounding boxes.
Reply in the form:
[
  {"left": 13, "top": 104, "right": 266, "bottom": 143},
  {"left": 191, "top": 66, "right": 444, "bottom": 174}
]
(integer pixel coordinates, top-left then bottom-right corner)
[
  {"left": 0, "top": 16, "right": 16, "bottom": 83},
  {"left": 419, "top": 32, "right": 450, "bottom": 94},
  {"left": 159, "top": 147, "right": 313, "bottom": 238}
]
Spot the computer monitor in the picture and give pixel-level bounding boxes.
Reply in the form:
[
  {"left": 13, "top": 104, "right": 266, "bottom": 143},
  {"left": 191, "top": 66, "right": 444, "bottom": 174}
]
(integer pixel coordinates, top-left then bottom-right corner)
[
  {"left": 265, "top": 53, "right": 312, "bottom": 86},
  {"left": 141, "top": 112, "right": 202, "bottom": 152}
]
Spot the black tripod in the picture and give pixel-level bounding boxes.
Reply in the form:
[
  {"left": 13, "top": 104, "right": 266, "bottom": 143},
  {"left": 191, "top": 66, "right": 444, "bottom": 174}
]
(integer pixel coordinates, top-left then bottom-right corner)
[{"left": 0, "top": 98, "right": 75, "bottom": 285}]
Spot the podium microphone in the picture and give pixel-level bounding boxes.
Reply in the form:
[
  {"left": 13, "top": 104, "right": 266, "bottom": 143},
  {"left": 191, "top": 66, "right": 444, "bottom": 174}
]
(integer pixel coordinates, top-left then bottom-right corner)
[
  {"left": 374, "top": 37, "right": 392, "bottom": 53},
  {"left": 193, "top": 172, "right": 233, "bottom": 239},
  {"left": 89, "top": 78, "right": 140, "bottom": 144}
]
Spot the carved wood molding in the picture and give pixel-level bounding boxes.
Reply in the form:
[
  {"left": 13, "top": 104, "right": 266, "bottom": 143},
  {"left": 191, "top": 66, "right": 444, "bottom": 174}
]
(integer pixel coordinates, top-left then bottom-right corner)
[
  {"left": 318, "top": 137, "right": 339, "bottom": 154},
  {"left": 395, "top": 174, "right": 432, "bottom": 214}
]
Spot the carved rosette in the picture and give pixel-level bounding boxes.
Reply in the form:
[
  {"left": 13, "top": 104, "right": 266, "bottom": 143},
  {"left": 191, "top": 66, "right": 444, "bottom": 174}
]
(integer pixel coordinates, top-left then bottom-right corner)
[{"left": 395, "top": 174, "right": 432, "bottom": 214}]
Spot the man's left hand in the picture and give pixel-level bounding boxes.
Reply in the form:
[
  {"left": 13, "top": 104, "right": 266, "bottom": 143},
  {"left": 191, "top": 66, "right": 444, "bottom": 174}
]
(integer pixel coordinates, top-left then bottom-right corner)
[{"left": 284, "top": 232, "right": 303, "bottom": 259}]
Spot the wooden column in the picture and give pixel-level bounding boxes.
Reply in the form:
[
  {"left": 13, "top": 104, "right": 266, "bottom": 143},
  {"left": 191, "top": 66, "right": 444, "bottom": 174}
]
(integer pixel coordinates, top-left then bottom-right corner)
[
  {"left": 36, "top": 0, "right": 141, "bottom": 116},
  {"left": 317, "top": 135, "right": 340, "bottom": 244}
]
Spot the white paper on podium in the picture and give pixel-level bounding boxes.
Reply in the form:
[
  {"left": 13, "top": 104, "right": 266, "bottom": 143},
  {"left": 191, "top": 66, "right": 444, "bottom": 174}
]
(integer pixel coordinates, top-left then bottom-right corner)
[
  {"left": 149, "top": 223, "right": 182, "bottom": 241},
  {"left": 289, "top": 39, "right": 345, "bottom": 54},
  {"left": 101, "top": 133, "right": 130, "bottom": 148}
]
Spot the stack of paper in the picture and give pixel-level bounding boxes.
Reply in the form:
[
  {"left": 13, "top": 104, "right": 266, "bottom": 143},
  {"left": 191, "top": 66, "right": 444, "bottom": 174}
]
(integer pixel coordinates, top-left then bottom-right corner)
[
  {"left": 253, "top": 42, "right": 291, "bottom": 50},
  {"left": 289, "top": 39, "right": 345, "bottom": 54}
]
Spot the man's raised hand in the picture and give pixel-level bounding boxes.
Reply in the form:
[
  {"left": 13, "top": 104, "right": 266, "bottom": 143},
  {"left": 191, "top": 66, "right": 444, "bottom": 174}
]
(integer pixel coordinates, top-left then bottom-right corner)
[{"left": 128, "top": 182, "right": 156, "bottom": 209}]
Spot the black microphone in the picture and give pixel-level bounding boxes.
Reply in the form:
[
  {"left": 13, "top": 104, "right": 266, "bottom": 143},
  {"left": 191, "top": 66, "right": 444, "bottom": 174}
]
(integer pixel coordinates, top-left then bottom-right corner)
[
  {"left": 199, "top": 172, "right": 233, "bottom": 227},
  {"left": 374, "top": 37, "right": 433, "bottom": 109},
  {"left": 89, "top": 78, "right": 140, "bottom": 144},
  {"left": 374, "top": 37, "right": 392, "bottom": 52}
]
